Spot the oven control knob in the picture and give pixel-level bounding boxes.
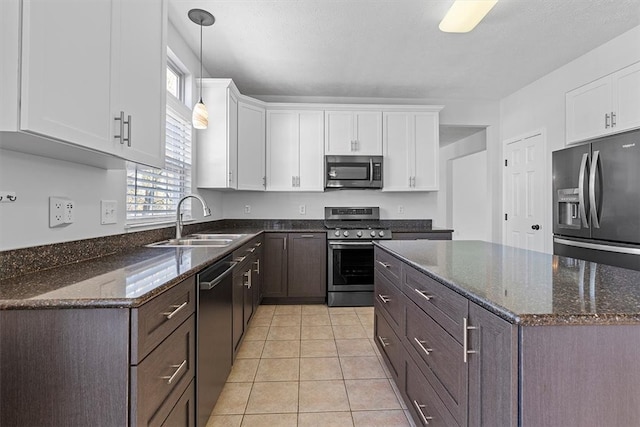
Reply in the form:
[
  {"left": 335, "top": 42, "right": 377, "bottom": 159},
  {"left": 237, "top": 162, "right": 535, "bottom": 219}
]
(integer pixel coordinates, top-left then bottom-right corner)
[
  {"left": 343, "top": 230, "right": 350, "bottom": 237},
  {"left": 370, "top": 231, "right": 376, "bottom": 237},
  {"left": 334, "top": 230, "right": 340, "bottom": 237},
  {"left": 378, "top": 231, "right": 385, "bottom": 237},
  {"left": 356, "top": 231, "right": 363, "bottom": 237}
]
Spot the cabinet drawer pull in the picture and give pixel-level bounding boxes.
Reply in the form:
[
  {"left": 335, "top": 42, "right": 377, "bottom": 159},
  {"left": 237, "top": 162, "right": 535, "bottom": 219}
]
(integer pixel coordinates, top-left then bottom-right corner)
[
  {"left": 413, "top": 337, "right": 432, "bottom": 356},
  {"left": 253, "top": 259, "right": 260, "bottom": 274},
  {"left": 377, "top": 336, "right": 389, "bottom": 347},
  {"left": 163, "top": 301, "right": 188, "bottom": 320},
  {"left": 243, "top": 270, "right": 252, "bottom": 289},
  {"left": 376, "top": 260, "right": 391, "bottom": 269},
  {"left": 254, "top": 242, "right": 262, "bottom": 247},
  {"left": 162, "top": 359, "right": 187, "bottom": 385},
  {"left": 412, "top": 400, "right": 434, "bottom": 425},
  {"left": 413, "top": 288, "right": 434, "bottom": 301},
  {"left": 301, "top": 234, "right": 314, "bottom": 238},
  {"left": 378, "top": 294, "right": 391, "bottom": 304},
  {"left": 463, "top": 317, "right": 478, "bottom": 363},
  {"left": 234, "top": 256, "right": 247, "bottom": 263},
  {"left": 247, "top": 247, "right": 256, "bottom": 253}
]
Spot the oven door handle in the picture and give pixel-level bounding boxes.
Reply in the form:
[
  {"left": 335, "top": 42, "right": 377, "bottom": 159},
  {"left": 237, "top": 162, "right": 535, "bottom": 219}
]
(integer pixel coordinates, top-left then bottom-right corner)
[{"left": 328, "top": 241, "right": 374, "bottom": 248}]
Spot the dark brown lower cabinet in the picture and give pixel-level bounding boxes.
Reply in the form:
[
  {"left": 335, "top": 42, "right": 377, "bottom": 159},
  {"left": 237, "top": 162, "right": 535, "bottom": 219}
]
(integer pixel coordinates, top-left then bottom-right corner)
[
  {"left": 262, "top": 232, "right": 326, "bottom": 302},
  {"left": 162, "top": 381, "right": 195, "bottom": 427}
]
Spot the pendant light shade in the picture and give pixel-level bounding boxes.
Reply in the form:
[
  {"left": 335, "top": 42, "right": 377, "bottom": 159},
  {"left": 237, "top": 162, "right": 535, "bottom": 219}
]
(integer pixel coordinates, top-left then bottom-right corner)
[{"left": 188, "top": 9, "right": 215, "bottom": 129}]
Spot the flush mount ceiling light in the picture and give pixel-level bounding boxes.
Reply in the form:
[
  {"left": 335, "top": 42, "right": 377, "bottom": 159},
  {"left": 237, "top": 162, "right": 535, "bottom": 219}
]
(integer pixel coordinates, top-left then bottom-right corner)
[
  {"left": 188, "top": 8, "right": 215, "bottom": 130},
  {"left": 439, "top": 0, "right": 498, "bottom": 33}
]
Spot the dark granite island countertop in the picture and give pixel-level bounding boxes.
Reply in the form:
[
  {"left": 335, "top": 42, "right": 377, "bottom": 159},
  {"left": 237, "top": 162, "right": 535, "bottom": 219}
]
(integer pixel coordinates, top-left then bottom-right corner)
[{"left": 376, "top": 239, "right": 640, "bottom": 326}]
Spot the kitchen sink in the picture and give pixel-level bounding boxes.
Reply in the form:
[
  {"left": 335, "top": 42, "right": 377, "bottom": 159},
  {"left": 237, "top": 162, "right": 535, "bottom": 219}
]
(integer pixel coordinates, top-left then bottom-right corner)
[{"left": 147, "top": 233, "right": 248, "bottom": 248}]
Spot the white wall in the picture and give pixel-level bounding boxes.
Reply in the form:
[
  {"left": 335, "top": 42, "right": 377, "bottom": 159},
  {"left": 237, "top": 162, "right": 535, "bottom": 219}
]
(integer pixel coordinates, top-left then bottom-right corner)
[
  {"left": 451, "top": 151, "right": 489, "bottom": 241},
  {"left": 499, "top": 25, "right": 640, "bottom": 252},
  {"left": 0, "top": 21, "right": 219, "bottom": 251}
]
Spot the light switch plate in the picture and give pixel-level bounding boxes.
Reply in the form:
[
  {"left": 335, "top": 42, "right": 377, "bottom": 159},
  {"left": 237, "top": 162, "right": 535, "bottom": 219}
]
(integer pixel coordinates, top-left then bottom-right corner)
[{"left": 101, "top": 200, "right": 117, "bottom": 225}]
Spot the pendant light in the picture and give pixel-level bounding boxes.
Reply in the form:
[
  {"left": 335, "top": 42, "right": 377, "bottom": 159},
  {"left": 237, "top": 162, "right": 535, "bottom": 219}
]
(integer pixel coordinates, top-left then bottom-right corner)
[{"left": 188, "top": 9, "right": 215, "bottom": 129}]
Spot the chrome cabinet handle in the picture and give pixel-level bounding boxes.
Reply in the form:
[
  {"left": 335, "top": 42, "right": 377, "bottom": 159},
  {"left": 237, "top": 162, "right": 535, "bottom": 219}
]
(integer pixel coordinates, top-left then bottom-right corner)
[
  {"left": 578, "top": 152, "right": 590, "bottom": 228},
  {"left": 605, "top": 113, "right": 611, "bottom": 129},
  {"left": 234, "top": 256, "right": 247, "bottom": 263},
  {"left": 126, "top": 114, "right": 132, "bottom": 146},
  {"left": 163, "top": 301, "right": 188, "bottom": 320},
  {"left": 377, "top": 336, "right": 389, "bottom": 347},
  {"left": 413, "top": 337, "right": 432, "bottom": 356},
  {"left": 292, "top": 176, "right": 296, "bottom": 187},
  {"left": 376, "top": 260, "right": 391, "bottom": 269},
  {"left": 115, "top": 111, "right": 125, "bottom": 143},
  {"left": 301, "top": 234, "right": 314, "bottom": 238},
  {"left": 253, "top": 259, "right": 260, "bottom": 274},
  {"left": 247, "top": 247, "right": 256, "bottom": 253},
  {"left": 463, "top": 317, "right": 478, "bottom": 363},
  {"left": 413, "top": 400, "right": 433, "bottom": 425},
  {"left": 612, "top": 111, "right": 616, "bottom": 127},
  {"left": 162, "top": 359, "right": 187, "bottom": 385},
  {"left": 243, "top": 270, "right": 252, "bottom": 288},
  {"left": 255, "top": 242, "right": 262, "bottom": 247},
  {"left": 297, "top": 176, "right": 300, "bottom": 187},
  {"left": 378, "top": 294, "right": 390, "bottom": 304},
  {"left": 414, "top": 288, "right": 433, "bottom": 302},
  {"left": 589, "top": 150, "right": 601, "bottom": 229}
]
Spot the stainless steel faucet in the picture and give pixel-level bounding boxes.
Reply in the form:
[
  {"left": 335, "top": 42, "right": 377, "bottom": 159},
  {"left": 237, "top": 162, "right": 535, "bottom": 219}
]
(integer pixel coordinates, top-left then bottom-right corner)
[{"left": 176, "top": 194, "right": 211, "bottom": 239}]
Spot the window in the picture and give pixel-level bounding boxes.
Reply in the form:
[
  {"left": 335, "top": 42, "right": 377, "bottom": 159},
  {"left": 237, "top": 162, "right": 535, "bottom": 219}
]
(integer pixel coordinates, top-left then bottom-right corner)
[{"left": 126, "top": 63, "right": 193, "bottom": 226}]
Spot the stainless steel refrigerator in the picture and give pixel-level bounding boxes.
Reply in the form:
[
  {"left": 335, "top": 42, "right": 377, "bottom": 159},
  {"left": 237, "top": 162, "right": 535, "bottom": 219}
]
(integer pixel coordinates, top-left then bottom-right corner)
[{"left": 552, "top": 128, "right": 640, "bottom": 271}]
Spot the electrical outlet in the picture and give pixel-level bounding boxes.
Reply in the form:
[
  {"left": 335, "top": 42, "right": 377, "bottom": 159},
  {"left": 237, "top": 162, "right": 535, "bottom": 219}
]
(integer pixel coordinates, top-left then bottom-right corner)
[
  {"left": 299, "top": 204, "right": 306, "bottom": 215},
  {"left": 101, "top": 200, "right": 117, "bottom": 225},
  {"left": 50, "top": 197, "right": 74, "bottom": 227},
  {"left": 244, "top": 205, "right": 251, "bottom": 214},
  {"left": 0, "top": 191, "right": 17, "bottom": 203},
  {"left": 398, "top": 205, "right": 405, "bottom": 214}
]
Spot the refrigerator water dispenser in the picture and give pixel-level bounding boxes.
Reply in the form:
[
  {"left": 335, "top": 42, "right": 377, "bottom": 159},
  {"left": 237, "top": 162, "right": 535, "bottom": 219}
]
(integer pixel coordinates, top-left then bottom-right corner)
[{"left": 557, "top": 188, "right": 582, "bottom": 229}]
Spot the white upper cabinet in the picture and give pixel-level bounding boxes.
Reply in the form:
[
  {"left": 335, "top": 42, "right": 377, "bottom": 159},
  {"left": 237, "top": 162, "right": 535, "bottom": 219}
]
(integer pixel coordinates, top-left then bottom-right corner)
[
  {"left": 325, "top": 110, "right": 382, "bottom": 155},
  {"left": 6, "top": 0, "right": 167, "bottom": 169},
  {"left": 237, "top": 99, "right": 266, "bottom": 191},
  {"left": 196, "top": 79, "right": 239, "bottom": 189},
  {"left": 383, "top": 111, "right": 440, "bottom": 192},
  {"left": 566, "top": 61, "right": 640, "bottom": 144},
  {"left": 266, "top": 109, "right": 324, "bottom": 191}
]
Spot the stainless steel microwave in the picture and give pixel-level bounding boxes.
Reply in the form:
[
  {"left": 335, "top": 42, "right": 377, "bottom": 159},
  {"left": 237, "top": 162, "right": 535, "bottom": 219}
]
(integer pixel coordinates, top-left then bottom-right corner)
[{"left": 325, "top": 155, "right": 383, "bottom": 189}]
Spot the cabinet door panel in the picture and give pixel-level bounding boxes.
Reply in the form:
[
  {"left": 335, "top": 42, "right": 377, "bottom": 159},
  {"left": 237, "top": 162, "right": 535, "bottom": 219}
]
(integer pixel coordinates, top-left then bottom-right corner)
[
  {"left": 383, "top": 113, "right": 411, "bottom": 191},
  {"left": 20, "top": 0, "right": 114, "bottom": 150},
  {"left": 298, "top": 111, "right": 325, "bottom": 191},
  {"left": 287, "top": 233, "right": 326, "bottom": 297},
  {"left": 467, "top": 302, "right": 517, "bottom": 427},
  {"left": 262, "top": 233, "right": 288, "bottom": 297},
  {"left": 266, "top": 111, "right": 298, "bottom": 190},
  {"left": 238, "top": 102, "right": 266, "bottom": 190},
  {"left": 413, "top": 113, "right": 439, "bottom": 190},
  {"left": 115, "top": 0, "right": 166, "bottom": 168},
  {"left": 566, "top": 78, "right": 612, "bottom": 143},
  {"left": 612, "top": 61, "right": 640, "bottom": 133},
  {"left": 325, "top": 111, "right": 354, "bottom": 155},
  {"left": 355, "top": 111, "right": 383, "bottom": 155}
]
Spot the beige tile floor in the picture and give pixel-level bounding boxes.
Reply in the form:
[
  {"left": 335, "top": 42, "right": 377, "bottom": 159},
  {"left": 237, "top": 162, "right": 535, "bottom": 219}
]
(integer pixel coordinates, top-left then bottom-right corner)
[{"left": 206, "top": 304, "right": 415, "bottom": 427}]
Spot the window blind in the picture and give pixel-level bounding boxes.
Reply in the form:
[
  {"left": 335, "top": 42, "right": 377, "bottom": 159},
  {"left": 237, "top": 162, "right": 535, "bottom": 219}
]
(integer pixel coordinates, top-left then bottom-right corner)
[{"left": 126, "top": 95, "right": 192, "bottom": 225}]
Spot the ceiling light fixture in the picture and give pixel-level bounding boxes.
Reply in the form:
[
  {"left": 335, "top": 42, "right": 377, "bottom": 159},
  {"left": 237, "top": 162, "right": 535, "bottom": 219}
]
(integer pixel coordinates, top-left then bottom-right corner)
[
  {"left": 439, "top": 0, "right": 498, "bottom": 33},
  {"left": 188, "top": 8, "right": 215, "bottom": 130}
]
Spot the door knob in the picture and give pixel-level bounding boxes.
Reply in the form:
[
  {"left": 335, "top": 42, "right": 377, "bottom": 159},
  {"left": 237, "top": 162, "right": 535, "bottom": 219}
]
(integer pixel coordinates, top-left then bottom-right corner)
[{"left": 531, "top": 224, "right": 540, "bottom": 230}]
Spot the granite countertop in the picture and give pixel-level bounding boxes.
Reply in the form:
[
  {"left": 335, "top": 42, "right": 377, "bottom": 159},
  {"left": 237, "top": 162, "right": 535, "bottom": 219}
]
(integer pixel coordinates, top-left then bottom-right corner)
[
  {"left": 376, "top": 240, "right": 640, "bottom": 326},
  {"left": 0, "top": 232, "right": 261, "bottom": 309}
]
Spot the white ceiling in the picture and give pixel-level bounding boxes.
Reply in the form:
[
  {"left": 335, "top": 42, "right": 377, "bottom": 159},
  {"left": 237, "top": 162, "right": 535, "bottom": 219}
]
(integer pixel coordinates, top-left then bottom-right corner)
[{"left": 168, "top": 0, "right": 640, "bottom": 100}]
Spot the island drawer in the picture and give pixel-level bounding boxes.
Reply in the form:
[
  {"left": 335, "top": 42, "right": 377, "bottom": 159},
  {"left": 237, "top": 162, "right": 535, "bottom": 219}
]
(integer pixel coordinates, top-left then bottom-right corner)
[
  {"left": 131, "top": 315, "right": 195, "bottom": 427},
  {"left": 160, "top": 380, "right": 195, "bottom": 427},
  {"left": 405, "top": 300, "right": 467, "bottom": 426},
  {"left": 374, "top": 308, "right": 402, "bottom": 384},
  {"left": 374, "top": 247, "right": 402, "bottom": 285},
  {"left": 405, "top": 353, "right": 460, "bottom": 427},
  {"left": 374, "top": 269, "right": 405, "bottom": 336},
  {"left": 403, "top": 264, "right": 467, "bottom": 343},
  {"left": 131, "top": 275, "right": 196, "bottom": 364}
]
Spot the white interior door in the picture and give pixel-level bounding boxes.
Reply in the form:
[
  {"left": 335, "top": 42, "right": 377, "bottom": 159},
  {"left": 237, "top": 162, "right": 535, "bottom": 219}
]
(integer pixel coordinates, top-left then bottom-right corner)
[{"left": 503, "top": 132, "right": 546, "bottom": 252}]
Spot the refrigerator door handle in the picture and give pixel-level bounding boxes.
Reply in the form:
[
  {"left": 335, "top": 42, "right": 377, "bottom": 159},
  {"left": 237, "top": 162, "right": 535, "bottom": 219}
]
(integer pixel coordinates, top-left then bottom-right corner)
[
  {"left": 589, "top": 150, "right": 601, "bottom": 229},
  {"left": 578, "top": 152, "right": 590, "bottom": 228},
  {"left": 554, "top": 237, "right": 640, "bottom": 256}
]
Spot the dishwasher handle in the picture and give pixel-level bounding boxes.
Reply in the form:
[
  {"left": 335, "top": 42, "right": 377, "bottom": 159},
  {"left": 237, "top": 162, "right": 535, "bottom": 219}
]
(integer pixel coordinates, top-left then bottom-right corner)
[{"left": 199, "top": 261, "right": 237, "bottom": 290}]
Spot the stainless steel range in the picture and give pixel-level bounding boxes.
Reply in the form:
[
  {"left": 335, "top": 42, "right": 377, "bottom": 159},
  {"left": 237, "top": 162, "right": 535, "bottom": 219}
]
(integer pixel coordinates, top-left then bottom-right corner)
[{"left": 325, "top": 207, "right": 392, "bottom": 306}]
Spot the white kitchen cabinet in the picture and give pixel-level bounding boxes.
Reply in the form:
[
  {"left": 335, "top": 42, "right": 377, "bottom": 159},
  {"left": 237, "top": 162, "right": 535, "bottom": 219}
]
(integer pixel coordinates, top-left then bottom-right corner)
[
  {"left": 16, "top": 0, "right": 167, "bottom": 168},
  {"left": 325, "top": 110, "right": 382, "bottom": 155},
  {"left": 382, "top": 111, "right": 439, "bottom": 191},
  {"left": 197, "top": 79, "right": 239, "bottom": 189},
  {"left": 237, "top": 98, "right": 266, "bottom": 191},
  {"left": 266, "top": 110, "right": 324, "bottom": 191},
  {"left": 566, "top": 61, "right": 640, "bottom": 144}
]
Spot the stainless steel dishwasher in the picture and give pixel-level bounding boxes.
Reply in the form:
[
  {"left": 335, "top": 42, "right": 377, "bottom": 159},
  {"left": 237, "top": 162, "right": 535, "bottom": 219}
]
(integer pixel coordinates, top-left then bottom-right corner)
[{"left": 196, "top": 255, "right": 236, "bottom": 427}]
